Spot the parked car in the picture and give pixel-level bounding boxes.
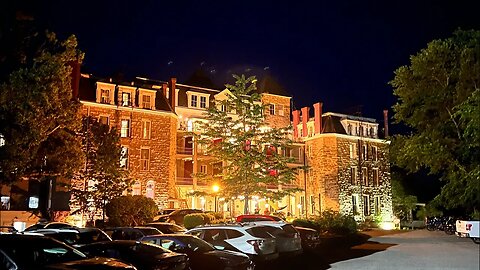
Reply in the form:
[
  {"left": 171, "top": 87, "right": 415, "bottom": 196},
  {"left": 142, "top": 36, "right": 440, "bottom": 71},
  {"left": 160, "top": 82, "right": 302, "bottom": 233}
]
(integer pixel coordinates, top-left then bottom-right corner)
[
  {"left": 235, "top": 214, "right": 284, "bottom": 223},
  {"left": 292, "top": 226, "right": 321, "bottom": 251},
  {"left": 25, "top": 222, "right": 76, "bottom": 232},
  {"left": 32, "top": 228, "right": 112, "bottom": 247},
  {"left": 144, "top": 222, "right": 187, "bottom": 234},
  {"left": 236, "top": 214, "right": 320, "bottom": 251},
  {"left": 186, "top": 224, "right": 278, "bottom": 262},
  {"left": 140, "top": 234, "right": 255, "bottom": 270},
  {"left": 0, "top": 233, "right": 136, "bottom": 269},
  {"left": 456, "top": 219, "right": 480, "bottom": 244},
  {"left": 156, "top": 209, "right": 204, "bottom": 225},
  {"left": 78, "top": 240, "right": 190, "bottom": 270},
  {"left": 246, "top": 221, "right": 302, "bottom": 256},
  {"left": 104, "top": 227, "right": 162, "bottom": 240}
]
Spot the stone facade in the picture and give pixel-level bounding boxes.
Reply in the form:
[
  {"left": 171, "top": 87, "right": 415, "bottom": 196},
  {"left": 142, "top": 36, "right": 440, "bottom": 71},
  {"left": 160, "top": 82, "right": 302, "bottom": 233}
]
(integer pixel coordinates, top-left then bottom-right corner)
[{"left": 261, "top": 94, "right": 291, "bottom": 129}]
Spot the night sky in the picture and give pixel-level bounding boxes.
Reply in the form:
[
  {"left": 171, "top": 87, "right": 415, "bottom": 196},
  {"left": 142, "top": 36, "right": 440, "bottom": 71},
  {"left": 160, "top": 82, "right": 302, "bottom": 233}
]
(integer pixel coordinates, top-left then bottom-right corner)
[{"left": 20, "top": 0, "right": 480, "bottom": 123}]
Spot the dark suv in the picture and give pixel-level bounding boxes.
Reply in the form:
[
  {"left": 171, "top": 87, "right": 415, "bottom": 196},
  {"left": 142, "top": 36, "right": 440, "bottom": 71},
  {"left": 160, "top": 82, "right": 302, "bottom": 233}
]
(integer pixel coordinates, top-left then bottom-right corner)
[{"left": 156, "top": 209, "right": 203, "bottom": 225}]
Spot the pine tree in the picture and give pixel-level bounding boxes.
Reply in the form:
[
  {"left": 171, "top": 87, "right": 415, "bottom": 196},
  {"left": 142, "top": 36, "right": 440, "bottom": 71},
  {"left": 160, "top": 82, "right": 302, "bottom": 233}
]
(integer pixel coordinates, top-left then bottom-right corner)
[{"left": 198, "top": 74, "right": 299, "bottom": 214}]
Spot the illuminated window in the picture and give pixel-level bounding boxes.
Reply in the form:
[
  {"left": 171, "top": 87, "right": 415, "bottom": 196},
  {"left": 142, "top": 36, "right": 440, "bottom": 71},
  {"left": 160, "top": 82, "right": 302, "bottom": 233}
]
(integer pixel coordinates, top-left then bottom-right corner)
[
  {"left": 1, "top": 196, "right": 10, "bottom": 210},
  {"left": 374, "top": 196, "right": 381, "bottom": 214},
  {"left": 121, "top": 119, "right": 130, "bottom": 137},
  {"left": 191, "top": 95, "right": 198, "bottom": 107},
  {"left": 132, "top": 181, "right": 141, "bottom": 195},
  {"left": 200, "top": 165, "right": 207, "bottom": 174},
  {"left": 120, "top": 146, "right": 129, "bottom": 169},
  {"left": 142, "top": 120, "right": 151, "bottom": 139},
  {"left": 122, "top": 92, "right": 131, "bottom": 106},
  {"left": 0, "top": 134, "right": 4, "bottom": 147},
  {"left": 362, "top": 145, "right": 368, "bottom": 160},
  {"left": 146, "top": 180, "right": 155, "bottom": 199},
  {"left": 200, "top": 96, "right": 207, "bottom": 108},
  {"left": 142, "top": 95, "right": 152, "bottom": 109},
  {"left": 141, "top": 148, "right": 150, "bottom": 171},
  {"left": 349, "top": 143, "right": 357, "bottom": 159},
  {"left": 100, "top": 89, "right": 110, "bottom": 104},
  {"left": 28, "top": 196, "right": 39, "bottom": 209},
  {"left": 276, "top": 104, "right": 284, "bottom": 116}
]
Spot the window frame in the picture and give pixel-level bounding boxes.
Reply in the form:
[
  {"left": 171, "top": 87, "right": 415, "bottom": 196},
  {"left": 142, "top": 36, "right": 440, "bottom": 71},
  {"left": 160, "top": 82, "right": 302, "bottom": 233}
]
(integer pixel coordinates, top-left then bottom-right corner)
[
  {"left": 363, "top": 195, "right": 370, "bottom": 216},
  {"left": 120, "top": 119, "right": 131, "bottom": 138},
  {"left": 362, "top": 167, "right": 368, "bottom": 186},
  {"left": 350, "top": 166, "right": 357, "bottom": 185},
  {"left": 142, "top": 120, "right": 151, "bottom": 139},
  {"left": 140, "top": 148, "right": 150, "bottom": 171}
]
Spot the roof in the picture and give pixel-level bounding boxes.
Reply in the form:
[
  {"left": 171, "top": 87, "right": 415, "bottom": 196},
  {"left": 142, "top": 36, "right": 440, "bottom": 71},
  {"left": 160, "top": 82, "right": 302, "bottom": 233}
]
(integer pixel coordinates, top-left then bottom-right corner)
[
  {"left": 78, "top": 74, "right": 174, "bottom": 113},
  {"left": 321, "top": 115, "right": 347, "bottom": 134}
]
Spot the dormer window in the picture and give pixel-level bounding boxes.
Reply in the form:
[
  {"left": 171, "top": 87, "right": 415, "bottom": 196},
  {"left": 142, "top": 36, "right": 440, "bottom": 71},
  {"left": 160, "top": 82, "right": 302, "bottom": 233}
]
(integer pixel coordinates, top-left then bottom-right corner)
[
  {"left": 122, "top": 92, "right": 131, "bottom": 106},
  {"left": 191, "top": 95, "right": 198, "bottom": 107},
  {"left": 101, "top": 89, "right": 110, "bottom": 104},
  {"left": 142, "top": 95, "right": 152, "bottom": 109},
  {"left": 200, "top": 96, "right": 207, "bottom": 108}
]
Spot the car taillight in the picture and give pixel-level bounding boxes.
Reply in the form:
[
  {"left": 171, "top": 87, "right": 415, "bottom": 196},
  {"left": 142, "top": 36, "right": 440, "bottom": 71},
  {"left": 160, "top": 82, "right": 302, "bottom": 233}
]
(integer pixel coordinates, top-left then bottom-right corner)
[
  {"left": 466, "top": 224, "right": 472, "bottom": 231},
  {"left": 247, "top": 239, "right": 263, "bottom": 253}
]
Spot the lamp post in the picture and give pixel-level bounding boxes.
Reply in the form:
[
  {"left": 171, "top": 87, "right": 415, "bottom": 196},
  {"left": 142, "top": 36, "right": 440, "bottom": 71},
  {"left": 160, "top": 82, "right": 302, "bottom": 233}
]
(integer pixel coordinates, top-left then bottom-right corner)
[{"left": 212, "top": 184, "right": 219, "bottom": 212}]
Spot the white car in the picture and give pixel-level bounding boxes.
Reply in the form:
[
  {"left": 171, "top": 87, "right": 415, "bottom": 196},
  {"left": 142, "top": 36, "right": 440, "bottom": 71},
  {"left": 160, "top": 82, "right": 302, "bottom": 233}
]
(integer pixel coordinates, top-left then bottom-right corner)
[
  {"left": 186, "top": 224, "right": 279, "bottom": 262},
  {"left": 249, "top": 221, "right": 303, "bottom": 256},
  {"left": 456, "top": 220, "right": 480, "bottom": 244}
]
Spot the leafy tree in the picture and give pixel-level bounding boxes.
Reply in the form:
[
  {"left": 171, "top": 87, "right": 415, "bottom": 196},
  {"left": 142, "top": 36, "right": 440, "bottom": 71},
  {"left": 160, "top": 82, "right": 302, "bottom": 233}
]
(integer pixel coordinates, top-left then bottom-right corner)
[
  {"left": 106, "top": 195, "right": 157, "bottom": 226},
  {"left": 391, "top": 171, "right": 418, "bottom": 221},
  {"left": 390, "top": 30, "right": 480, "bottom": 214},
  {"left": 71, "top": 116, "right": 131, "bottom": 222},
  {"left": 0, "top": 30, "right": 84, "bottom": 185},
  {"left": 198, "top": 74, "right": 299, "bottom": 214}
]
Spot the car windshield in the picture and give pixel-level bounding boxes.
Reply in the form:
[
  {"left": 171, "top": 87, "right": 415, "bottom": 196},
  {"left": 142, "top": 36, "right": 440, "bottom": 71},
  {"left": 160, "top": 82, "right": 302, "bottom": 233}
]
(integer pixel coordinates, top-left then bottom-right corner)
[
  {"left": 178, "top": 236, "right": 215, "bottom": 252},
  {"left": 1, "top": 238, "right": 86, "bottom": 268},
  {"left": 167, "top": 224, "right": 187, "bottom": 233},
  {"left": 245, "top": 226, "right": 276, "bottom": 238}
]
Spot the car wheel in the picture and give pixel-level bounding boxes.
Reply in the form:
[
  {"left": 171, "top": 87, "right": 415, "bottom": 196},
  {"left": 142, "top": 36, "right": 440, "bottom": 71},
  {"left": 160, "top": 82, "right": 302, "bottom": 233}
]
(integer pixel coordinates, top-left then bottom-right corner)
[{"left": 472, "top": 237, "right": 480, "bottom": 244}]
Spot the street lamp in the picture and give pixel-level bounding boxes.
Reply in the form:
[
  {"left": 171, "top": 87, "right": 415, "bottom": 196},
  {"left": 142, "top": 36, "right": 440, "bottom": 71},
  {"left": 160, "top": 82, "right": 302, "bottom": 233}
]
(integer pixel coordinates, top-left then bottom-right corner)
[{"left": 212, "top": 184, "right": 220, "bottom": 212}]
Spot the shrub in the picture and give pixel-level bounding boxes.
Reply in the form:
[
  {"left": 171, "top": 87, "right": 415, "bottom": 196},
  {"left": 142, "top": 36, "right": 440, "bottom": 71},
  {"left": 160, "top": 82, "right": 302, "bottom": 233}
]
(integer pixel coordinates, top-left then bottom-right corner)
[
  {"left": 106, "top": 195, "right": 157, "bottom": 227},
  {"left": 292, "top": 218, "right": 318, "bottom": 230},
  {"left": 293, "top": 210, "right": 357, "bottom": 235},
  {"left": 184, "top": 213, "right": 207, "bottom": 229}
]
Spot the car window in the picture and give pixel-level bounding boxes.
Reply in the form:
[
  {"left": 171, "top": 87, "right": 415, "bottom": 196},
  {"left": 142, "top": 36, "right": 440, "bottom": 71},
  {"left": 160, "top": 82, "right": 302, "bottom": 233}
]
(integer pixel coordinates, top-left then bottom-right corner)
[
  {"left": 188, "top": 230, "right": 203, "bottom": 238},
  {"left": 203, "top": 229, "right": 226, "bottom": 241},
  {"left": 281, "top": 224, "right": 298, "bottom": 237},
  {"left": 160, "top": 239, "right": 175, "bottom": 250},
  {"left": 246, "top": 226, "right": 275, "bottom": 238},
  {"left": 225, "top": 229, "right": 243, "bottom": 239},
  {"left": 46, "top": 223, "right": 72, "bottom": 229},
  {"left": 137, "top": 228, "right": 161, "bottom": 236},
  {"left": 179, "top": 236, "right": 215, "bottom": 252}
]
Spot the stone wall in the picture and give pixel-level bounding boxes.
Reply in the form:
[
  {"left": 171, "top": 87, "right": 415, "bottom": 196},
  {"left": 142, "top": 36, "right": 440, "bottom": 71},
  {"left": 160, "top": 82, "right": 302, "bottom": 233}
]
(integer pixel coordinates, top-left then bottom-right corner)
[
  {"left": 79, "top": 104, "right": 177, "bottom": 208},
  {"left": 261, "top": 94, "right": 291, "bottom": 128}
]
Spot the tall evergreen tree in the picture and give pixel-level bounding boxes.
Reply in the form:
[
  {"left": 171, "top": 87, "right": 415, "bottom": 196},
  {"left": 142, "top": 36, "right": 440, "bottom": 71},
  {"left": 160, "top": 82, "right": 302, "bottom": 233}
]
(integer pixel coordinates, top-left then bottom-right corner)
[
  {"left": 71, "top": 116, "right": 131, "bottom": 222},
  {"left": 198, "top": 74, "right": 299, "bottom": 214}
]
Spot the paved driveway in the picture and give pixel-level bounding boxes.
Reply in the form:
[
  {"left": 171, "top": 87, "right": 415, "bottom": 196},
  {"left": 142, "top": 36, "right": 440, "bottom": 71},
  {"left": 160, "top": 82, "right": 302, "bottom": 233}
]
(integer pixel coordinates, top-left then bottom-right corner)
[{"left": 331, "top": 230, "right": 479, "bottom": 270}]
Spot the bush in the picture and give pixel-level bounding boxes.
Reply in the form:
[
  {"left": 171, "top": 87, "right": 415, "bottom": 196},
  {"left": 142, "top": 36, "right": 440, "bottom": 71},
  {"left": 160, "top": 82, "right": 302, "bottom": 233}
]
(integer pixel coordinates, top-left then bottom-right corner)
[
  {"left": 293, "top": 210, "right": 357, "bottom": 235},
  {"left": 106, "top": 195, "right": 157, "bottom": 227},
  {"left": 184, "top": 213, "right": 207, "bottom": 229}
]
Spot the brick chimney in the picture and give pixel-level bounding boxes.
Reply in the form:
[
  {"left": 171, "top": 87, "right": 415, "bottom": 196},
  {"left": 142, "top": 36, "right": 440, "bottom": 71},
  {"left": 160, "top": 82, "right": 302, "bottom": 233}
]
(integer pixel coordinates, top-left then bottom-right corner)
[
  {"left": 313, "top": 102, "right": 323, "bottom": 134},
  {"left": 383, "top": 109, "right": 389, "bottom": 138},
  {"left": 162, "top": 83, "right": 168, "bottom": 98},
  {"left": 301, "top": 107, "right": 310, "bottom": 137},
  {"left": 168, "top": 78, "right": 177, "bottom": 110},
  {"left": 292, "top": 110, "right": 300, "bottom": 138},
  {"left": 69, "top": 60, "right": 81, "bottom": 100}
]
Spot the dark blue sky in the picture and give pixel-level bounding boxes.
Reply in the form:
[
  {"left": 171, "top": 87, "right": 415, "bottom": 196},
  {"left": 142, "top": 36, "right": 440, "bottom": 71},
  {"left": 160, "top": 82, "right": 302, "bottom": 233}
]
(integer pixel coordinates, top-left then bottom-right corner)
[{"left": 32, "top": 0, "right": 480, "bottom": 122}]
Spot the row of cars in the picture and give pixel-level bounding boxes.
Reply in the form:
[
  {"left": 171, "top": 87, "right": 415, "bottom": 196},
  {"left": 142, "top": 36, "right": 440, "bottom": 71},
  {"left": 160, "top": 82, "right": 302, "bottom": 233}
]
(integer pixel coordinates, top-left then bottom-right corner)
[{"left": 0, "top": 214, "right": 322, "bottom": 269}]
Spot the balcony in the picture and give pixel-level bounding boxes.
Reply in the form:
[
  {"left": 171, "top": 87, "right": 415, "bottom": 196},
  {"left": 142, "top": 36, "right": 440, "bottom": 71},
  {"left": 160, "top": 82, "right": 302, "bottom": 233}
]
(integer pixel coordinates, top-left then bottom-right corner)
[{"left": 175, "top": 177, "right": 209, "bottom": 186}]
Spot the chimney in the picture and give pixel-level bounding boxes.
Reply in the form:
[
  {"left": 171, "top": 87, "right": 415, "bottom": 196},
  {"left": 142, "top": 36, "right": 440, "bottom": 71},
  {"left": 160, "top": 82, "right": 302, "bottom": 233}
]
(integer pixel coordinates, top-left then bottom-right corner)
[
  {"left": 69, "top": 60, "right": 81, "bottom": 100},
  {"left": 301, "top": 107, "right": 310, "bottom": 137},
  {"left": 383, "top": 109, "right": 389, "bottom": 138},
  {"left": 292, "top": 110, "right": 300, "bottom": 138},
  {"left": 162, "top": 83, "right": 168, "bottom": 98},
  {"left": 313, "top": 102, "right": 323, "bottom": 134},
  {"left": 168, "top": 78, "right": 177, "bottom": 110}
]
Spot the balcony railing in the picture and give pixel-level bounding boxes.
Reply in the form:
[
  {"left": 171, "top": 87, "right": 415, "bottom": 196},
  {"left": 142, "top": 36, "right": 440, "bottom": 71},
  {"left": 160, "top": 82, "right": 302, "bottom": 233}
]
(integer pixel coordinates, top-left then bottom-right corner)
[
  {"left": 175, "top": 177, "right": 209, "bottom": 186},
  {"left": 177, "top": 147, "right": 193, "bottom": 155}
]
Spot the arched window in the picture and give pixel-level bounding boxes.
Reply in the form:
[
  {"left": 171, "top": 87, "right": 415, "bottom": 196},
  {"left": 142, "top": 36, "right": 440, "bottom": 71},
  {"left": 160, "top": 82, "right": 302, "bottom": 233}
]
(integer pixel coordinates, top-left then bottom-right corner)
[
  {"left": 132, "top": 181, "right": 141, "bottom": 196},
  {"left": 146, "top": 180, "right": 155, "bottom": 199}
]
